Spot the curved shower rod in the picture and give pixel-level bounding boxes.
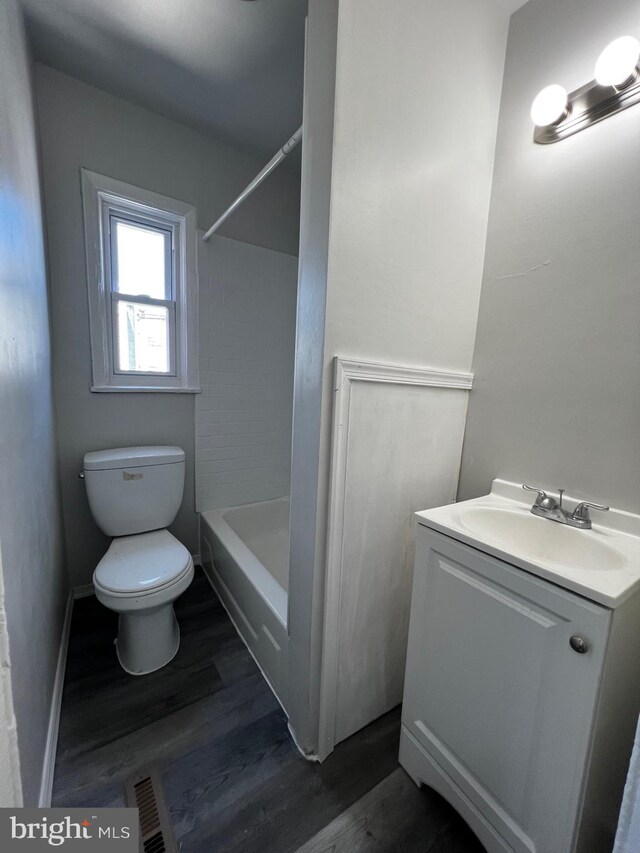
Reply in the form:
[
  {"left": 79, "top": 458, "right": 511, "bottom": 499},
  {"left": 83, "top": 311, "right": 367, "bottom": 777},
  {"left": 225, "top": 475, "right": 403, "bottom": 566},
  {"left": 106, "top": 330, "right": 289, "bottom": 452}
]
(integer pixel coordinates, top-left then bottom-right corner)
[{"left": 202, "top": 126, "right": 303, "bottom": 242}]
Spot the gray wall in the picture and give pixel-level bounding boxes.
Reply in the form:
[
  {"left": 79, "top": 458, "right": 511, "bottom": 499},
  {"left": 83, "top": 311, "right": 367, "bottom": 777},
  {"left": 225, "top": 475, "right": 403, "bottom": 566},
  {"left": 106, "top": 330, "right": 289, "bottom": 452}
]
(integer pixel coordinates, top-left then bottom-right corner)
[
  {"left": 196, "top": 236, "right": 298, "bottom": 511},
  {"left": 458, "top": 0, "right": 640, "bottom": 511},
  {"left": 0, "top": 0, "right": 67, "bottom": 805},
  {"left": 35, "top": 64, "right": 301, "bottom": 587}
]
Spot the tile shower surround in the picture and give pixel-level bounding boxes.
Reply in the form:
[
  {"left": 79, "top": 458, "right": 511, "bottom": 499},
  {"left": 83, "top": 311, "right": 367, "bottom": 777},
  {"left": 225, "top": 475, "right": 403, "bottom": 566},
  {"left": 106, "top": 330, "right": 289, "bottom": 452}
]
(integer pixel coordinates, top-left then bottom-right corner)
[{"left": 196, "top": 235, "right": 298, "bottom": 512}]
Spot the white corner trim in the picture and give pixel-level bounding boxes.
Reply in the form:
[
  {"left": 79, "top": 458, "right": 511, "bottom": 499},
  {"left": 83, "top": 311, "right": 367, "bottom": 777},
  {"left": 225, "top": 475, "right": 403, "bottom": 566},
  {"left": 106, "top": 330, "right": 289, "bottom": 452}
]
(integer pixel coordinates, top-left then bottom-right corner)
[
  {"left": 0, "top": 579, "right": 23, "bottom": 806},
  {"left": 287, "top": 722, "right": 321, "bottom": 763},
  {"left": 38, "top": 590, "right": 74, "bottom": 807},
  {"left": 73, "top": 583, "right": 95, "bottom": 600},
  {"left": 317, "top": 357, "right": 474, "bottom": 761}
]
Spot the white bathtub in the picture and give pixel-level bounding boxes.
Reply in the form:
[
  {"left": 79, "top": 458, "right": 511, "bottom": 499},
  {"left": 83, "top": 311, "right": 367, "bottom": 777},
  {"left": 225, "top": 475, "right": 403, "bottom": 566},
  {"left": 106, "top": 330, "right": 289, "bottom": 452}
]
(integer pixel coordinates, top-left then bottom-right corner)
[{"left": 199, "top": 497, "right": 289, "bottom": 710}]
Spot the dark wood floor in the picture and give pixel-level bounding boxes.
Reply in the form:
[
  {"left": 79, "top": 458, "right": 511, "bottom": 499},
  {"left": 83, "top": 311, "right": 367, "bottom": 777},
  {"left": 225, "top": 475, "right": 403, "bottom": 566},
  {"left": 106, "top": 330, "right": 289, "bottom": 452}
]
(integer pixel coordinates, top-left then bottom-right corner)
[{"left": 53, "top": 569, "right": 484, "bottom": 852}]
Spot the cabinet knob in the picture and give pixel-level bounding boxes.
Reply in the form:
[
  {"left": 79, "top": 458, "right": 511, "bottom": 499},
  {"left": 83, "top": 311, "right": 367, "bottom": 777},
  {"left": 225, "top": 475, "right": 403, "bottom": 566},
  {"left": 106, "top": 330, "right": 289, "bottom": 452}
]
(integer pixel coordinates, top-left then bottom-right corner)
[{"left": 570, "top": 635, "right": 589, "bottom": 654}]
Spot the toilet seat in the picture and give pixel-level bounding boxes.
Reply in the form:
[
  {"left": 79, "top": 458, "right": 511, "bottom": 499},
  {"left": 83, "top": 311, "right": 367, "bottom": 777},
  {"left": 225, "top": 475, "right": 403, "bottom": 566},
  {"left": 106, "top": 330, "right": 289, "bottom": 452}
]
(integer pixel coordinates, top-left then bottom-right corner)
[{"left": 93, "top": 529, "right": 192, "bottom": 596}]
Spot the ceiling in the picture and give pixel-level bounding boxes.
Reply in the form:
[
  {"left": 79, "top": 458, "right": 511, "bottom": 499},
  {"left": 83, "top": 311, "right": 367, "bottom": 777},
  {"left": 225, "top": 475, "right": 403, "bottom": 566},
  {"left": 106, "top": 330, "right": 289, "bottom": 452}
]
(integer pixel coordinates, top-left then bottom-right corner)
[
  {"left": 21, "top": 0, "right": 308, "bottom": 160},
  {"left": 21, "top": 0, "right": 528, "bottom": 161}
]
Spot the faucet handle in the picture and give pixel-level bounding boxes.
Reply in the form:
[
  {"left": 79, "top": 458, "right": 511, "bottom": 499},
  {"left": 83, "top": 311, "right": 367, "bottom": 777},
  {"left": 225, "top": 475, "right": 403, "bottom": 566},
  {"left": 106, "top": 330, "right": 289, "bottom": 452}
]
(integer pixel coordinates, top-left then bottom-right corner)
[
  {"left": 572, "top": 501, "right": 610, "bottom": 521},
  {"left": 523, "top": 484, "right": 547, "bottom": 500},
  {"left": 523, "top": 484, "right": 558, "bottom": 509}
]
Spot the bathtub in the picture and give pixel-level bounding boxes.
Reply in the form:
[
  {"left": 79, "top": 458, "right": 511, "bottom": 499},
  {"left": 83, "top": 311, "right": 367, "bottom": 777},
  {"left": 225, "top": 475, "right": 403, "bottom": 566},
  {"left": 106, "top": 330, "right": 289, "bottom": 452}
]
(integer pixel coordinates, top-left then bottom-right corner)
[{"left": 199, "top": 497, "right": 289, "bottom": 711}]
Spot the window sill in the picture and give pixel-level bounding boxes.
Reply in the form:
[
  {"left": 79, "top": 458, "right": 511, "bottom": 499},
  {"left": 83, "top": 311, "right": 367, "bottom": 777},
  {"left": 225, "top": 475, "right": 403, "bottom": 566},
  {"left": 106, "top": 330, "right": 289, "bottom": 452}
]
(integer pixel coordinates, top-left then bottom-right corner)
[{"left": 90, "top": 384, "right": 201, "bottom": 394}]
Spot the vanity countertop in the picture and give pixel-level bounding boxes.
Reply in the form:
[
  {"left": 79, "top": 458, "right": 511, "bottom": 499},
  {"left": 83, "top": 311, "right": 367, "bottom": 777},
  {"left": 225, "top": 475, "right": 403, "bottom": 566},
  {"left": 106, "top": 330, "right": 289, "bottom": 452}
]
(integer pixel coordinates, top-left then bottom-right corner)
[{"left": 416, "top": 479, "right": 640, "bottom": 608}]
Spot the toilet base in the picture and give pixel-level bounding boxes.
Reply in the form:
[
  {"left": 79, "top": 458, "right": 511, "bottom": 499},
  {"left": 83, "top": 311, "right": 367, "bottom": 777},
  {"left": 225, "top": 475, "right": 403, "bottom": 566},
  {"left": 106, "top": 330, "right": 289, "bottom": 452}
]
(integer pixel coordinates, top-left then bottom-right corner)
[{"left": 116, "top": 604, "right": 180, "bottom": 675}]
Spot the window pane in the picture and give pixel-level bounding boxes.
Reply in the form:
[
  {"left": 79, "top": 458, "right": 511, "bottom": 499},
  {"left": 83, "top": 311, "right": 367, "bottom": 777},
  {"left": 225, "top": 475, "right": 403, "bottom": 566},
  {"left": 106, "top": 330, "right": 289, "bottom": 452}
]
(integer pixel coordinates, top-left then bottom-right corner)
[
  {"left": 113, "top": 219, "right": 170, "bottom": 300},
  {"left": 116, "top": 300, "right": 170, "bottom": 374}
]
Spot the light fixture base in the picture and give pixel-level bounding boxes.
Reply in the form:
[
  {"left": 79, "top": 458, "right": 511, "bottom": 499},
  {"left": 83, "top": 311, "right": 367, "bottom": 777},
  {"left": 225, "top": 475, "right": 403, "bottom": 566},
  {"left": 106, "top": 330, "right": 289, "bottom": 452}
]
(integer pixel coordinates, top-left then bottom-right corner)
[{"left": 534, "top": 73, "right": 640, "bottom": 143}]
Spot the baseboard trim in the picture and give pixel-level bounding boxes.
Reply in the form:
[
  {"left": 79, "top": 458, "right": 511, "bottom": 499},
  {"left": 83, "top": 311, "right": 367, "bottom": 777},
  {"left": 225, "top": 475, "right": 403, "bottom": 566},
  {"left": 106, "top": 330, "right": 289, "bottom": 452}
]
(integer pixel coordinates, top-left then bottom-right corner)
[
  {"left": 38, "top": 589, "right": 74, "bottom": 807},
  {"left": 73, "top": 583, "right": 94, "bottom": 599}
]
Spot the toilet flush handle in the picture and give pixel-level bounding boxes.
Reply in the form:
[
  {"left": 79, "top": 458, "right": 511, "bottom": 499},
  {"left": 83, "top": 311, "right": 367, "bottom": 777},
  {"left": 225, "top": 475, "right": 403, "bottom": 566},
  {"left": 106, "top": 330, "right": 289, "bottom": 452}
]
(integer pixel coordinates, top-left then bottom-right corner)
[{"left": 78, "top": 471, "right": 85, "bottom": 479}]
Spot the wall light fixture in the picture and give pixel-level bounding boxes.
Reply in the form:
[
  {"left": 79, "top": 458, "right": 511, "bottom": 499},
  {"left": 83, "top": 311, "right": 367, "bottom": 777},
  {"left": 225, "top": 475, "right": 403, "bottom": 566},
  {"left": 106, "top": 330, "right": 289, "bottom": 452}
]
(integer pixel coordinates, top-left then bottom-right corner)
[{"left": 532, "top": 35, "right": 640, "bottom": 143}]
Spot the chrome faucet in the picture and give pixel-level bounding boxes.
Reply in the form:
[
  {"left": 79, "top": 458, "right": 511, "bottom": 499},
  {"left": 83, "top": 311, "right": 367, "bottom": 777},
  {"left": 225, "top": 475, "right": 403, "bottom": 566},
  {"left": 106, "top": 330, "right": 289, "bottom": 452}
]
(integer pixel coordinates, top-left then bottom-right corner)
[{"left": 522, "top": 484, "right": 609, "bottom": 530}]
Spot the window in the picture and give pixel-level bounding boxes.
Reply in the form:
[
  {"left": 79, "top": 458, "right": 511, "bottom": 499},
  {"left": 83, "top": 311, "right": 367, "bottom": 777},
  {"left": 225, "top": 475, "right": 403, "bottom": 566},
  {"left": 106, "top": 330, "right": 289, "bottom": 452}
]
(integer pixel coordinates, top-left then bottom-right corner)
[{"left": 81, "top": 170, "right": 199, "bottom": 392}]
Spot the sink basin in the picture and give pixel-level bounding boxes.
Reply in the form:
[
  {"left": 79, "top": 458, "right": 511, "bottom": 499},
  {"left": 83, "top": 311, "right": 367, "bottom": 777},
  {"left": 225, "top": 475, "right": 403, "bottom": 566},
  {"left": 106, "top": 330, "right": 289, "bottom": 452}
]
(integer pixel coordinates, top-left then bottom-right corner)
[
  {"left": 415, "top": 479, "right": 640, "bottom": 608},
  {"left": 457, "top": 506, "right": 625, "bottom": 572}
]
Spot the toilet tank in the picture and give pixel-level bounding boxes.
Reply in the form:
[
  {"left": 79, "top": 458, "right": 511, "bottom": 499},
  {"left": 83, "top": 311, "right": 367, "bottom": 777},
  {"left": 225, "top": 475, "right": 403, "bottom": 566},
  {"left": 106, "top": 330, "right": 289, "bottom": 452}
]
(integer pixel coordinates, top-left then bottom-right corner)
[{"left": 83, "top": 446, "right": 185, "bottom": 537}]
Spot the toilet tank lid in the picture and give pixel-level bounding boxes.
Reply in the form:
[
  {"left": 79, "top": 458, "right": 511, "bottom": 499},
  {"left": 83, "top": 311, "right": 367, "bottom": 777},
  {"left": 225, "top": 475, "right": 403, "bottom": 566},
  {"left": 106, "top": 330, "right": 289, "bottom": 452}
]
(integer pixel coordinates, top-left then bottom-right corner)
[{"left": 83, "top": 446, "right": 185, "bottom": 471}]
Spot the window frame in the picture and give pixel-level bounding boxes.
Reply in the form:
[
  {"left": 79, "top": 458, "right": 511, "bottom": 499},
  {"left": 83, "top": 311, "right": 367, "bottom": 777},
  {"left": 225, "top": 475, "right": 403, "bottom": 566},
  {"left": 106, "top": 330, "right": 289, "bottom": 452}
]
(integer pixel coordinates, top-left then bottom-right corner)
[{"left": 81, "top": 169, "right": 199, "bottom": 392}]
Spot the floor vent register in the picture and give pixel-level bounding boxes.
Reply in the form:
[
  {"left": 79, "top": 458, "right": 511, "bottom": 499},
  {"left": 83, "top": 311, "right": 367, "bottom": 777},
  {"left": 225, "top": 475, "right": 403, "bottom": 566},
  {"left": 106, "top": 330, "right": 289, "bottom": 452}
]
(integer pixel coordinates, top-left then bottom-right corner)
[{"left": 124, "top": 769, "right": 179, "bottom": 853}]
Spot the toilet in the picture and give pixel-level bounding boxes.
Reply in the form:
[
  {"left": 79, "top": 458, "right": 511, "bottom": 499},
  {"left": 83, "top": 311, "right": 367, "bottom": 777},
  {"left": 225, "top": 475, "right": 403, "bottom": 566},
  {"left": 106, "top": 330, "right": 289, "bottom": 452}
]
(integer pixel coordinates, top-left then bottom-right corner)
[{"left": 82, "top": 446, "right": 194, "bottom": 675}]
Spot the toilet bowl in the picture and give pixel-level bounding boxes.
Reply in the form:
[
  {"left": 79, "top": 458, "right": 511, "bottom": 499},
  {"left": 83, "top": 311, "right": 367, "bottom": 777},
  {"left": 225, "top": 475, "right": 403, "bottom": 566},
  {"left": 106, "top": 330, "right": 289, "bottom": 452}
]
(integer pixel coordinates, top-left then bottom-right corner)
[
  {"left": 83, "top": 446, "right": 194, "bottom": 675},
  {"left": 93, "top": 529, "right": 194, "bottom": 675}
]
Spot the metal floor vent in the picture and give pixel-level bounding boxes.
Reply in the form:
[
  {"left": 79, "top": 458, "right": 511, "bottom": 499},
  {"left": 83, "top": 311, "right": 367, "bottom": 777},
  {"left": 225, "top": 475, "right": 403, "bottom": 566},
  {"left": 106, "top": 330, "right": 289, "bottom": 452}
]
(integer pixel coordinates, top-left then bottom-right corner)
[{"left": 124, "top": 768, "right": 179, "bottom": 853}]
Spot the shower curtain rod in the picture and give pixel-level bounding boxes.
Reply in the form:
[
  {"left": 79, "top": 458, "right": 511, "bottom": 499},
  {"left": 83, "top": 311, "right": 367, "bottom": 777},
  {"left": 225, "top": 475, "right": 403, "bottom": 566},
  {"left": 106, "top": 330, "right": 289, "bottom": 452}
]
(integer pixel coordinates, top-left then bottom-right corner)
[{"left": 202, "top": 126, "right": 303, "bottom": 242}]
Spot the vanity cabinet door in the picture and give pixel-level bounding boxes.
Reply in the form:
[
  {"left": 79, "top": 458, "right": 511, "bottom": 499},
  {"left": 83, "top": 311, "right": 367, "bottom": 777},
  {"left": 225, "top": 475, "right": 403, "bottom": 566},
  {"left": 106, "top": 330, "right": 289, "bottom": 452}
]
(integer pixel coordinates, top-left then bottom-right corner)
[{"left": 401, "top": 526, "right": 611, "bottom": 853}]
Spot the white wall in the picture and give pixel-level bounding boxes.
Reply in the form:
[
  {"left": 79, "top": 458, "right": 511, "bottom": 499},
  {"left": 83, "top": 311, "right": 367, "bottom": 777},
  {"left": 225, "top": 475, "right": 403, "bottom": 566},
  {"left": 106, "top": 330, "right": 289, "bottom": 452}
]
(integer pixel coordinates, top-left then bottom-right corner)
[
  {"left": 196, "top": 235, "right": 298, "bottom": 511},
  {"left": 35, "top": 65, "right": 301, "bottom": 586},
  {"left": 288, "top": 0, "right": 509, "bottom": 752},
  {"left": 325, "top": 0, "right": 509, "bottom": 373},
  {"left": 0, "top": 0, "right": 67, "bottom": 805},
  {"left": 458, "top": 0, "right": 640, "bottom": 511}
]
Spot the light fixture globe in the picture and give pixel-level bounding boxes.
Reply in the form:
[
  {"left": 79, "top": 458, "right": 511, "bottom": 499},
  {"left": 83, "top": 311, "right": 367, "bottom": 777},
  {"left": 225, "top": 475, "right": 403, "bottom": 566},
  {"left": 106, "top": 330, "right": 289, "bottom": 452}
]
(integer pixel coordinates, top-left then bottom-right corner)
[
  {"left": 530, "top": 84, "right": 569, "bottom": 127},
  {"left": 595, "top": 36, "right": 640, "bottom": 87}
]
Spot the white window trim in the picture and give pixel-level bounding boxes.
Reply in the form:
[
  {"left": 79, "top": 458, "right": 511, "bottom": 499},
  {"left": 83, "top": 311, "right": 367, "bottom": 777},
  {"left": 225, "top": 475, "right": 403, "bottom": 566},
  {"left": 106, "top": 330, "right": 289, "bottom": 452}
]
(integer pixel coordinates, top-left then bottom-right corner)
[{"left": 81, "top": 169, "right": 200, "bottom": 393}]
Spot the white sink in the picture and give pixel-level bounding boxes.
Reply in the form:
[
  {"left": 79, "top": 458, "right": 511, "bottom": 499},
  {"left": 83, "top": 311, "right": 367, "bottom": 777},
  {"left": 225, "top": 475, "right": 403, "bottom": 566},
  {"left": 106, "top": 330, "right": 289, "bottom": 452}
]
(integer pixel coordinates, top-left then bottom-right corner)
[
  {"left": 415, "top": 479, "right": 640, "bottom": 608},
  {"left": 457, "top": 505, "right": 625, "bottom": 572}
]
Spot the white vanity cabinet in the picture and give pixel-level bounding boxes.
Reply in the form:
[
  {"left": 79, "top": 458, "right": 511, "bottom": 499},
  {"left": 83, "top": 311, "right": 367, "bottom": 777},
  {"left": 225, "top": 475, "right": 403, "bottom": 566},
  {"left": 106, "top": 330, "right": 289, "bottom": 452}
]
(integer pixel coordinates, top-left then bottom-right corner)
[{"left": 400, "top": 521, "right": 640, "bottom": 853}]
